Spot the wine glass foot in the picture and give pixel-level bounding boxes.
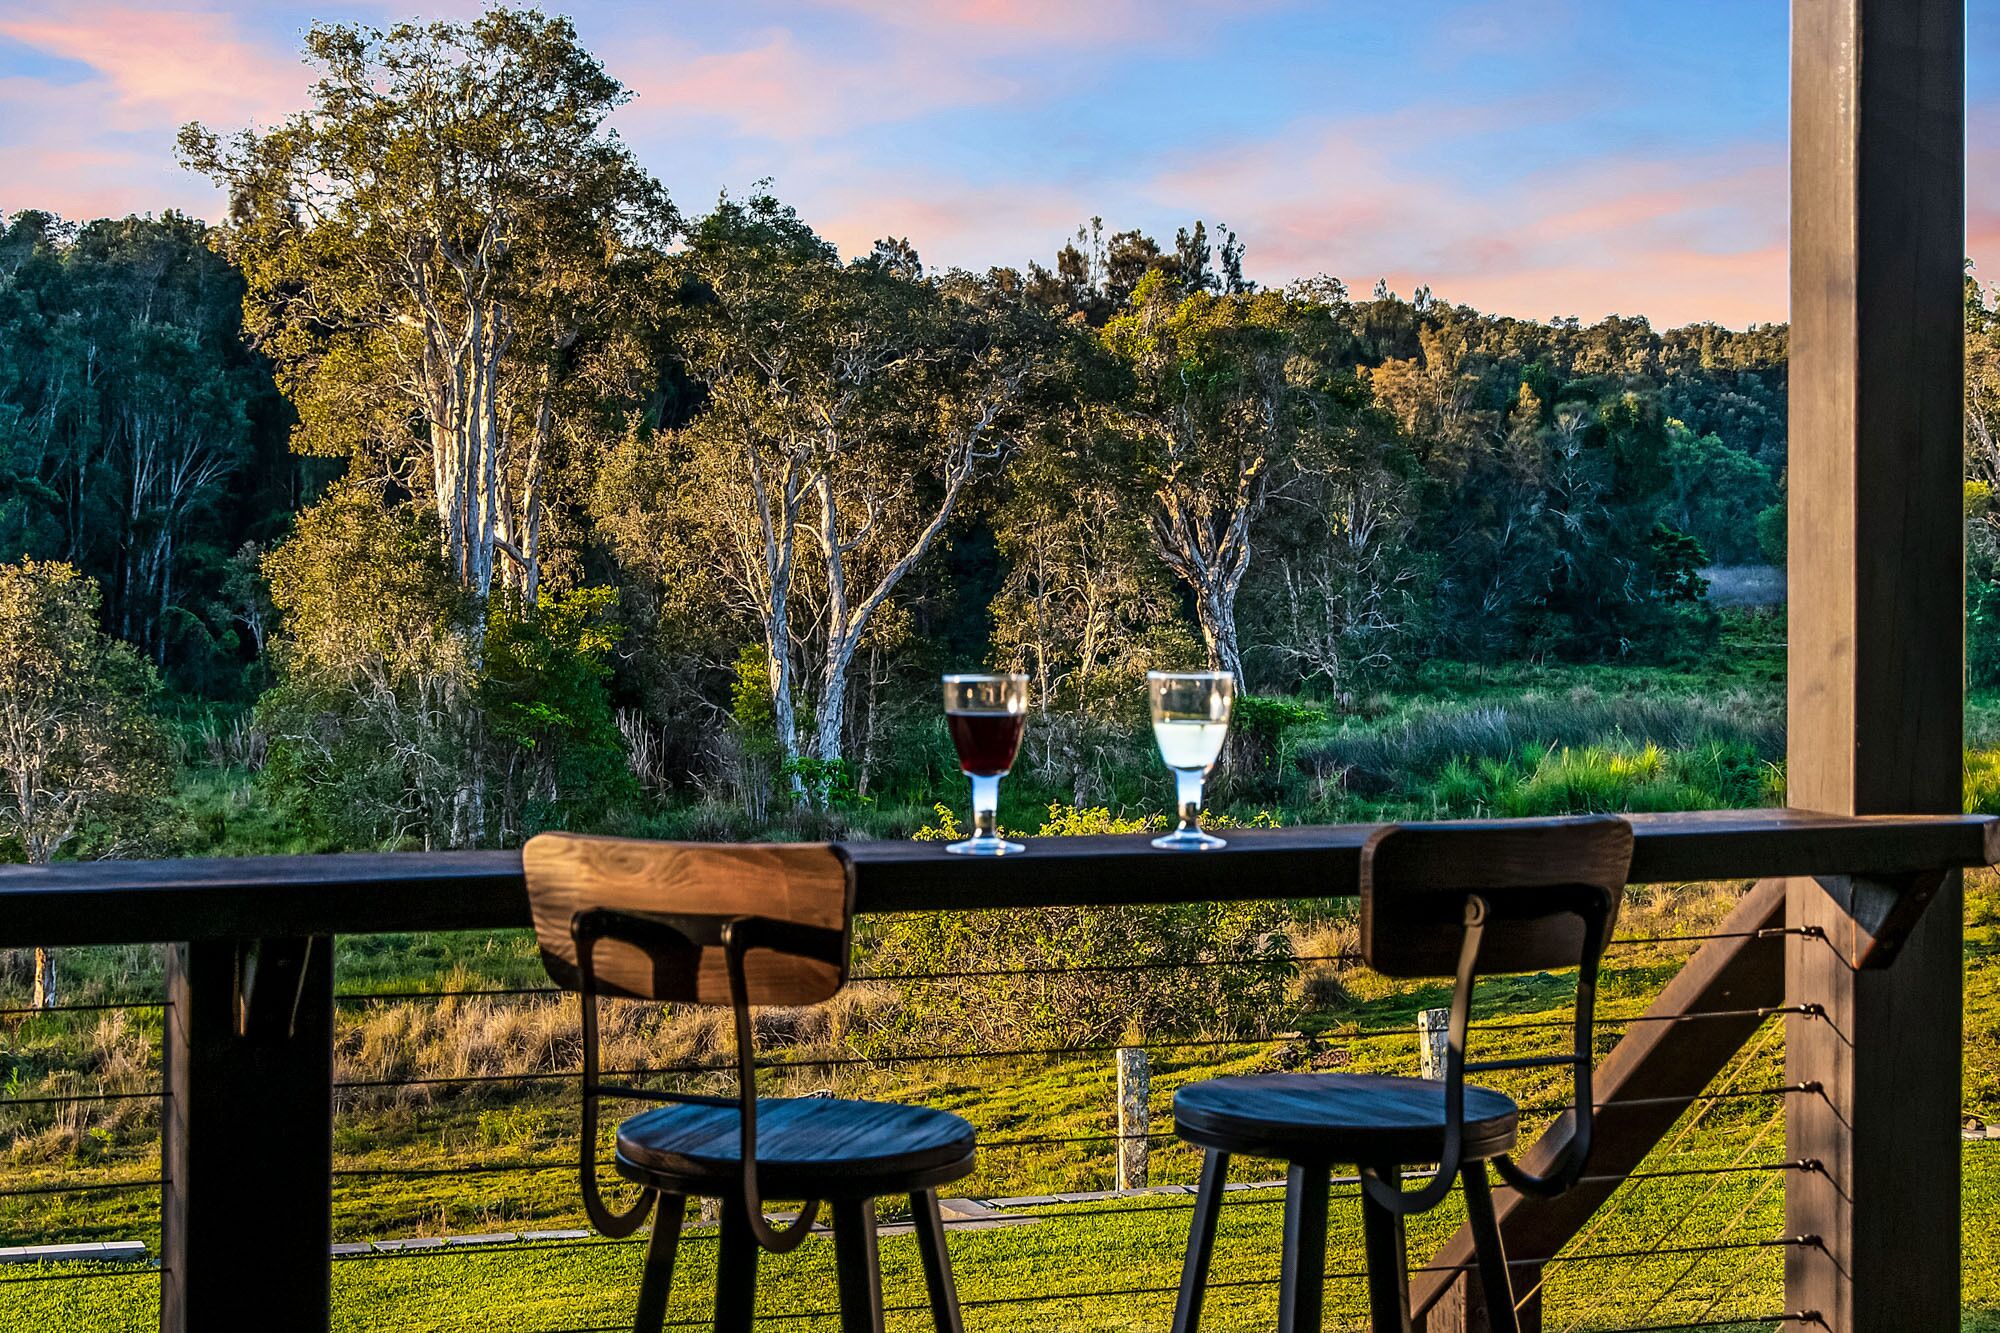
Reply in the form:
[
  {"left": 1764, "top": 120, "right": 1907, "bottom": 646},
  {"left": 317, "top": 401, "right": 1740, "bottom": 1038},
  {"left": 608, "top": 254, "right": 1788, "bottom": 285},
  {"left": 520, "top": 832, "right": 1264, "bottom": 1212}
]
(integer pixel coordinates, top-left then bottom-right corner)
[
  {"left": 946, "top": 835, "right": 1026, "bottom": 856},
  {"left": 1150, "top": 829, "right": 1227, "bottom": 851}
]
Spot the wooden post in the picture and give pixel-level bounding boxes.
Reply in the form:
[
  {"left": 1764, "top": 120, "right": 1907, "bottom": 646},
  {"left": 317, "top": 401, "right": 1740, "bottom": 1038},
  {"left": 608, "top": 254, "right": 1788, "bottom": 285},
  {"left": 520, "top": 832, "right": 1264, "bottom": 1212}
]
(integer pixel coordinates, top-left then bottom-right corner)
[
  {"left": 1116, "top": 1046, "right": 1149, "bottom": 1190},
  {"left": 1420, "top": 1262, "right": 1541, "bottom": 1333},
  {"left": 163, "top": 936, "right": 335, "bottom": 1332},
  {"left": 1787, "top": 2, "right": 1964, "bottom": 1329},
  {"left": 1418, "top": 1007, "right": 1450, "bottom": 1082}
]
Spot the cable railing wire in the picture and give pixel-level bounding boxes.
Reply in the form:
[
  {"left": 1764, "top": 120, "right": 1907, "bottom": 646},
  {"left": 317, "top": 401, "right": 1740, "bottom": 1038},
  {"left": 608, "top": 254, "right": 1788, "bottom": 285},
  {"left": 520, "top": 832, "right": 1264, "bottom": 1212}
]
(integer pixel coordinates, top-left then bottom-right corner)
[
  {"left": 1, "top": 999, "right": 1805, "bottom": 1109},
  {"left": 0, "top": 1175, "right": 162, "bottom": 1200},
  {"left": 0, "top": 919, "right": 1821, "bottom": 1322},
  {"left": 323, "top": 925, "right": 1805, "bottom": 1008},
  {"left": 0, "top": 999, "right": 166, "bottom": 1019}
]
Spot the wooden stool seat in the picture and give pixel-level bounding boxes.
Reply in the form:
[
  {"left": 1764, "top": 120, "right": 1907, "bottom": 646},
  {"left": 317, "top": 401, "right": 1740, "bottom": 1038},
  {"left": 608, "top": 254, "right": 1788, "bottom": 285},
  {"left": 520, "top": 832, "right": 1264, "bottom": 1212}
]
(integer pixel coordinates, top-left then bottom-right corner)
[
  {"left": 1167, "top": 817, "right": 1635, "bottom": 1333},
  {"left": 524, "top": 833, "right": 973, "bottom": 1333},
  {"left": 1174, "top": 1073, "right": 1518, "bottom": 1165},
  {"left": 617, "top": 1097, "right": 977, "bottom": 1199}
]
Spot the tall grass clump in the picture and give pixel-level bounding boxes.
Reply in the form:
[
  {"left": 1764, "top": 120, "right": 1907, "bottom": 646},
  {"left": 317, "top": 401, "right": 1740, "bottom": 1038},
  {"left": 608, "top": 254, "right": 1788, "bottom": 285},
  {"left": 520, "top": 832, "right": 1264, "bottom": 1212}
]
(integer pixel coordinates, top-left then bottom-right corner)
[
  {"left": 1290, "top": 685, "right": 1785, "bottom": 822},
  {"left": 1396, "top": 741, "right": 1778, "bottom": 819},
  {"left": 1298, "top": 689, "right": 1782, "bottom": 799},
  {"left": 1967, "top": 749, "right": 2000, "bottom": 814}
]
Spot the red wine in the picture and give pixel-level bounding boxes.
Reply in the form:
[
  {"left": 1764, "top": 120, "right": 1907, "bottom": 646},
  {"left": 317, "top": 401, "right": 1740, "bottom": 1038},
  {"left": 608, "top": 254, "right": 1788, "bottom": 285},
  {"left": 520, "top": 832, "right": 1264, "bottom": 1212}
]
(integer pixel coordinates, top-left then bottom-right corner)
[{"left": 947, "top": 709, "right": 1026, "bottom": 777}]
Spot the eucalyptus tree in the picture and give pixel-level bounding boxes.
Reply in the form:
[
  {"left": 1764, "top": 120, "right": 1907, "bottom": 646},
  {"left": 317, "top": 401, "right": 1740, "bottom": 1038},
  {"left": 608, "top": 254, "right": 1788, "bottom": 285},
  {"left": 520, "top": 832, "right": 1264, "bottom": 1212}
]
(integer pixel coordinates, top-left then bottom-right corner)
[
  {"left": 0, "top": 213, "right": 261, "bottom": 674},
  {"left": 1099, "top": 273, "right": 1312, "bottom": 683},
  {"left": 595, "top": 196, "right": 1046, "bottom": 782},
  {"left": 258, "top": 486, "right": 478, "bottom": 849},
  {"left": 0, "top": 560, "right": 167, "bottom": 1007},
  {"left": 178, "top": 8, "right": 676, "bottom": 627}
]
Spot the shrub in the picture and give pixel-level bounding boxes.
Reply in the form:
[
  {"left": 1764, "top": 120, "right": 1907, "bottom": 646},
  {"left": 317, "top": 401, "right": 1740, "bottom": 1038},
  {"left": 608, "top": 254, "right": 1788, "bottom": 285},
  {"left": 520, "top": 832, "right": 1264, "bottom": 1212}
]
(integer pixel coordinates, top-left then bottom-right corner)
[{"left": 871, "top": 802, "right": 1295, "bottom": 1047}]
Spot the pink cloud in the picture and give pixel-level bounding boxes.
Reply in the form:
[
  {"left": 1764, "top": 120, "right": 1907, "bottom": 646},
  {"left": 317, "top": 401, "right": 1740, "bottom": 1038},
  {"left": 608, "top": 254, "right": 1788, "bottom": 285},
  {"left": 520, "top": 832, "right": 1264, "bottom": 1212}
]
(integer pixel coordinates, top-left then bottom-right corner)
[
  {"left": 614, "top": 29, "right": 1015, "bottom": 141},
  {"left": 1966, "top": 132, "right": 2000, "bottom": 290},
  {"left": 0, "top": 6, "right": 306, "bottom": 131},
  {"left": 804, "top": 0, "right": 1285, "bottom": 51},
  {"left": 1143, "top": 108, "right": 1790, "bottom": 326},
  {"left": 811, "top": 174, "right": 1088, "bottom": 268},
  {"left": 0, "top": 75, "right": 224, "bottom": 222}
]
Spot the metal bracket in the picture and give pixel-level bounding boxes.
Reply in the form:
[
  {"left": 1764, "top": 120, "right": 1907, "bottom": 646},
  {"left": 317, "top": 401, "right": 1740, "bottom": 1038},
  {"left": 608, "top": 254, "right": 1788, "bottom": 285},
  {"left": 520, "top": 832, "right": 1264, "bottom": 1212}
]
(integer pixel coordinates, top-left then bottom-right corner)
[
  {"left": 1808, "top": 869, "right": 1949, "bottom": 969},
  {"left": 233, "top": 937, "right": 320, "bottom": 1041}
]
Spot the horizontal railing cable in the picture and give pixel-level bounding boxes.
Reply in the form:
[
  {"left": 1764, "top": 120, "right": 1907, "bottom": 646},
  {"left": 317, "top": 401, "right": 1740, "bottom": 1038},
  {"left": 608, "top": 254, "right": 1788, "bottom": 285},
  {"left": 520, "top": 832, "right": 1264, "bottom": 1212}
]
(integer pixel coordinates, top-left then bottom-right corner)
[
  {"left": 0, "top": 999, "right": 165, "bottom": 1019},
  {"left": 0, "top": 1264, "right": 158, "bottom": 1285},
  {"left": 510, "top": 1312, "right": 1810, "bottom": 1333},
  {"left": 349, "top": 1236, "right": 1807, "bottom": 1333},
  {"left": 0, "top": 1175, "right": 162, "bottom": 1199},
  {"left": 0, "top": 1089, "right": 157, "bottom": 1109},
  {"left": 323, "top": 927, "right": 1802, "bottom": 1007}
]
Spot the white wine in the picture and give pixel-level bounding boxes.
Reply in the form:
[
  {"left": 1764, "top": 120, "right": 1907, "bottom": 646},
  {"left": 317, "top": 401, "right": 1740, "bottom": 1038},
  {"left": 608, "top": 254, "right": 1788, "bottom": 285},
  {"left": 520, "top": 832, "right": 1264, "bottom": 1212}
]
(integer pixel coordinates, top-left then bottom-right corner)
[{"left": 1152, "top": 718, "right": 1228, "bottom": 772}]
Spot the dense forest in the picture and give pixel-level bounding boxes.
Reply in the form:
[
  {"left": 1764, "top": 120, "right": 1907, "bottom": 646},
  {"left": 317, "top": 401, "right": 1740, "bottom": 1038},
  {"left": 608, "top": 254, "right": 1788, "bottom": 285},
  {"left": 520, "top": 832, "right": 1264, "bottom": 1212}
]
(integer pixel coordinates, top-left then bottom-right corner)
[{"left": 2, "top": 7, "right": 1985, "bottom": 866}]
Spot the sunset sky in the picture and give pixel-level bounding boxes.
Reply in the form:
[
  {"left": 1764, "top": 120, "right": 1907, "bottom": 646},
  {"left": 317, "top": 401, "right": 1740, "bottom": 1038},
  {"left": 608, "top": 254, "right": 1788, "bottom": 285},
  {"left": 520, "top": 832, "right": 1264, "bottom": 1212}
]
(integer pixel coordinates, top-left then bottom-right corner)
[{"left": 2, "top": 0, "right": 1997, "bottom": 328}]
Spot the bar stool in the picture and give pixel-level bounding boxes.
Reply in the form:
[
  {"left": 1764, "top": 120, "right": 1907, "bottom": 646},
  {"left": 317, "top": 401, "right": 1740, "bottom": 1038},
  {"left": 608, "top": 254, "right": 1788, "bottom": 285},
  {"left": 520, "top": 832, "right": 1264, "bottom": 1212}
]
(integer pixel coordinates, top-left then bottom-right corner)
[
  {"left": 1169, "top": 815, "right": 1633, "bottom": 1333},
  {"left": 524, "top": 833, "right": 975, "bottom": 1333}
]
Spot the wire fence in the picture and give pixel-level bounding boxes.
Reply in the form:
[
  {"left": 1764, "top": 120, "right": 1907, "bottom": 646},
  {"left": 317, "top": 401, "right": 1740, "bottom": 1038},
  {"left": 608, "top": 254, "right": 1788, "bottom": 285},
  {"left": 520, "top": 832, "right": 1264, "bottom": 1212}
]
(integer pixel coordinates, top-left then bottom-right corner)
[{"left": 0, "top": 918, "right": 1821, "bottom": 1328}]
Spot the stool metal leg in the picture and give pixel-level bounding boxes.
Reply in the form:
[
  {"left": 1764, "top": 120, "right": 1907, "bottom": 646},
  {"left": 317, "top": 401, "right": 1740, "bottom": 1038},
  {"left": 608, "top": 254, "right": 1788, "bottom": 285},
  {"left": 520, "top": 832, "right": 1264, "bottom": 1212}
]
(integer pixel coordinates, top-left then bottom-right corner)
[
  {"left": 1461, "top": 1163, "right": 1520, "bottom": 1333},
  {"left": 1172, "top": 1149, "right": 1231, "bottom": 1333},
  {"left": 713, "top": 1197, "right": 758, "bottom": 1333},
  {"left": 633, "top": 1192, "right": 685, "bottom": 1333},
  {"left": 831, "top": 1197, "right": 887, "bottom": 1333},
  {"left": 909, "top": 1190, "right": 965, "bottom": 1333},
  {"left": 1277, "top": 1161, "right": 1330, "bottom": 1333},
  {"left": 1358, "top": 1166, "right": 1413, "bottom": 1333}
]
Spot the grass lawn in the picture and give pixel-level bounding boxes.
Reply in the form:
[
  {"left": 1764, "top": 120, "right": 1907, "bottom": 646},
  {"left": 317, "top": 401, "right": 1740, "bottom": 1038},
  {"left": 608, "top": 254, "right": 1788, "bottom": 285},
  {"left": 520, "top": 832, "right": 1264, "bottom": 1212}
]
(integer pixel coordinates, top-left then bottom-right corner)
[{"left": 12, "top": 1141, "right": 2000, "bottom": 1330}]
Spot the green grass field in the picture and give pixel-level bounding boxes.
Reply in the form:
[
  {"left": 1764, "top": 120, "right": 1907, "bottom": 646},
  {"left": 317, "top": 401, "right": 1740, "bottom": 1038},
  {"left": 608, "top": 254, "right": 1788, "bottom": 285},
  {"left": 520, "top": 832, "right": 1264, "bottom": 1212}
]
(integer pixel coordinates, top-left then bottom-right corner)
[{"left": 13, "top": 1144, "right": 2000, "bottom": 1331}]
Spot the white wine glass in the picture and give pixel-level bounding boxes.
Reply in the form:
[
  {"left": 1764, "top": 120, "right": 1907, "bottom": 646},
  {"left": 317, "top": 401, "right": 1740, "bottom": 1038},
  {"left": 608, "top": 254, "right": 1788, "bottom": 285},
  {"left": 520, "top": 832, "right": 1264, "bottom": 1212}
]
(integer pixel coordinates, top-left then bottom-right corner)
[
  {"left": 942, "top": 673, "right": 1029, "bottom": 855},
  {"left": 1149, "top": 670, "right": 1234, "bottom": 850}
]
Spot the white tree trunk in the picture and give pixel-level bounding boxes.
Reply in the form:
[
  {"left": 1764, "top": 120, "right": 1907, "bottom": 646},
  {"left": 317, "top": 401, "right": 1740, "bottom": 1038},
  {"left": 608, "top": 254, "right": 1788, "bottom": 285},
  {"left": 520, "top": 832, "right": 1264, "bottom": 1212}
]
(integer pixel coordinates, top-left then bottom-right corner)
[{"left": 1196, "top": 587, "right": 1246, "bottom": 683}]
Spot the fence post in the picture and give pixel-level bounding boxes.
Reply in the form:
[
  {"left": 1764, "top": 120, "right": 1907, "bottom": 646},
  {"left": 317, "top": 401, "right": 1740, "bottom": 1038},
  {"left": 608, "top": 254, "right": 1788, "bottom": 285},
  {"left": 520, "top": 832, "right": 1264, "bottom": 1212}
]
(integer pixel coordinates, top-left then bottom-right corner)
[
  {"left": 1116, "top": 1046, "right": 1150, "bottom": 1190},
  {"left": 1418, "top": 1007, "right": 1450, "bottom": 1081},
  {"left": 163, "top": 935, "right": 334, "bottom": 1333}
]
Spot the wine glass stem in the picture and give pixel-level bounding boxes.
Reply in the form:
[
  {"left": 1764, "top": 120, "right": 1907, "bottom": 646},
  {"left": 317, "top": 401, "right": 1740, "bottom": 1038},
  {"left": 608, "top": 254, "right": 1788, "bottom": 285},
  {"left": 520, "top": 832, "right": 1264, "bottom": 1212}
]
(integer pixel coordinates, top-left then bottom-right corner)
[
  {"left": 970, "top": 773, "right": 1001, "bottom": 841},
  {"left": 1175, "top": 768, "right": 1204, "bottom": 834}
]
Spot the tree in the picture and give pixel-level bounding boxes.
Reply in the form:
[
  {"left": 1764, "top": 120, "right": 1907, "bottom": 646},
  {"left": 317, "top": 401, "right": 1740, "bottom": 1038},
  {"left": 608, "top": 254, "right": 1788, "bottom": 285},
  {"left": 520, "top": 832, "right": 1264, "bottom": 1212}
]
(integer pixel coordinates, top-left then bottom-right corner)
[
  {"left": 178, "top": 9, "right": 676, "bottom": 627},
  {"left": 988, "top": 364, "right": 1199, "bottom": 797},
  {"left": 0, "top": 560, "right": 167, "bottom": 1006},
  {"left": 1659, "top": 423, "right": 1776, "bottom": 564},
  {"left": 258, "top": 487, "right": 478, "bottom": 849},
  {"left": 0, "top": 212, "right": 273, "bottom": 684},
  {"left": 1260, "top": 407, "right": 1422, "bottom": 695},
  {"left": 596, "top": 196, "right": 1045, "bottom": 784},
  {"left": 1100, "top": 274, "right": 1307, "bottom": 682}
]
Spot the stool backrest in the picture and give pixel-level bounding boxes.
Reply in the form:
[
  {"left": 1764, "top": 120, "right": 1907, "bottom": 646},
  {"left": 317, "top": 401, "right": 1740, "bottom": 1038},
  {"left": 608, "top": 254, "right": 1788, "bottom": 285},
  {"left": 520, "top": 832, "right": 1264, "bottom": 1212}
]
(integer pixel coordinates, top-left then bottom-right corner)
[
  {"left": 521, "top": 832, "right": 854, "bottom": 1255},
  {"left": 1360, "top": 815, "right": 1632, "bottom": 977},
  {"left": 524, "top": 833, "right": 852, "bottom": 1005},
  {"left": 1354, "top": 814, "right": 1634, "bottom": 1216}
]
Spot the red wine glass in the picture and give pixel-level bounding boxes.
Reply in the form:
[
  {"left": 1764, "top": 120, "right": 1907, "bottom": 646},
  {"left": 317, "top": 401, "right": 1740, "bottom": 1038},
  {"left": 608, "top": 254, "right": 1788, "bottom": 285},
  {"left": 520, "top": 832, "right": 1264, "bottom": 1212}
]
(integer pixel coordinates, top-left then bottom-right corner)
[{"left": 942, "top": 673, "right": 1029, "bottom": 855}]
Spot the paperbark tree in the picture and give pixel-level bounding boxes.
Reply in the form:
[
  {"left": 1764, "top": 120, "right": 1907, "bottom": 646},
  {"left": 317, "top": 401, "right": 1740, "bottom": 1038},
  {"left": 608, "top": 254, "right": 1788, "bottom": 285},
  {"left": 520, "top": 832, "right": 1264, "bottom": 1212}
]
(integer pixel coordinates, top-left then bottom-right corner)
[
  {"left": 177, "top": 9, "right": 675, "bottom": 627},
  {"left": 1100, "top": 274, "right": 1307, "bottom": 683},
  {"left": 595, "top": 197, "right": 1042, "bottom": 788},
  {"left": 0, "top": 561, "right": 166, "bottom": 1007}
]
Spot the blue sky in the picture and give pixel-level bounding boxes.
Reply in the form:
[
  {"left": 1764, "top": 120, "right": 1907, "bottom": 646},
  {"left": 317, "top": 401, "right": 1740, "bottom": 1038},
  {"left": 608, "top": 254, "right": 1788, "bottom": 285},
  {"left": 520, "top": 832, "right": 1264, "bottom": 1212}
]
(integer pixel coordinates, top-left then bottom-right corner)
[{"left": 1, "top": 0, "right": 1996, "bottom": 327}]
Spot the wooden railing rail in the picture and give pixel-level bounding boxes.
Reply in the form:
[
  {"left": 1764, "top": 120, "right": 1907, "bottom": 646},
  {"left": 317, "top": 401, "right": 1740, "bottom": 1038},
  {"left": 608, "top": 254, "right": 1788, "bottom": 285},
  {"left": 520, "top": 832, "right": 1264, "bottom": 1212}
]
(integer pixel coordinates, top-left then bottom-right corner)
[{"left": 0, "top": 808, "right": 1987, "bottom": 1332}]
